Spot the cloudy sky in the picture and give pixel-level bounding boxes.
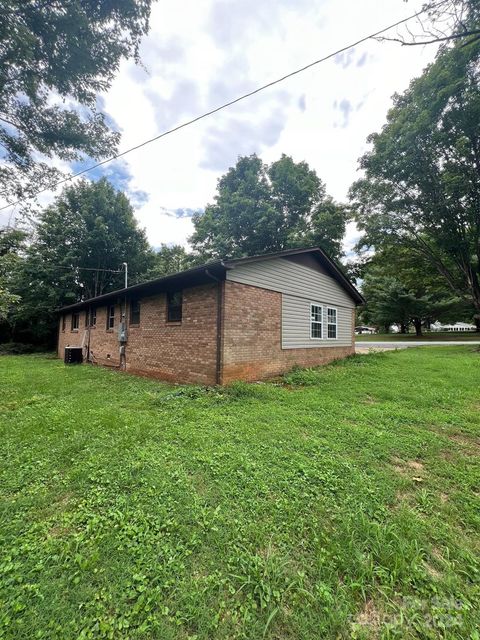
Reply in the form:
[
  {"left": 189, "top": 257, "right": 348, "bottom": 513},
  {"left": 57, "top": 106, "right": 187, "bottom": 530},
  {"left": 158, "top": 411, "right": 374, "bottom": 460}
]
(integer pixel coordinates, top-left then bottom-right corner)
[{"left": 4, "top": 0, "right": 439, "bottom": 254}]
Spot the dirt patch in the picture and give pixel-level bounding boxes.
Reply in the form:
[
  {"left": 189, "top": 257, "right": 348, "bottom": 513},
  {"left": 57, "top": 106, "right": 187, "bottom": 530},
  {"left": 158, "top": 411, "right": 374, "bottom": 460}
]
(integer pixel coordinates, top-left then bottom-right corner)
[
  {"left": 424, "top": 547, "right": 444, "bottom": 579},
  {"left": 355, "top": 599, "right": 381, "bottom": 634},
  {"left": 391, "top": 457, "right": 425, "bottom": 480},
  {"left": 440, "top": 449, "right": 458, "bottom": 463},
  {"left": 391, "top": 489, "right": 415, "bottom": 511},
  {"left": 448, "top": 433, "right": 480, "bottom": 455},
  {"left": 431, "top": 547, "right": 444, "bottom": 562},
  {"left": 53, "top": 493, "right": 73, "bottom": 508},
  {"left": 47, "top": 525, "right": 72, "bottom": 538},
  {"left": 362, "top": 395, "right": 379, "bottom": 405},
  {"left": 406, "top": 460, "right": 424, "bottom": 471},
  {"left": 439, "top": 492, "right": 449, "bottom": 503},
  {"left": 424, "top": 561, "right": 442, "bottom": 580},
  {"left": 392, "top": 466, "right": 405, "bottom": 477},
  {"left": 391, "top": 457, "right": 407, "bottom": 474}
]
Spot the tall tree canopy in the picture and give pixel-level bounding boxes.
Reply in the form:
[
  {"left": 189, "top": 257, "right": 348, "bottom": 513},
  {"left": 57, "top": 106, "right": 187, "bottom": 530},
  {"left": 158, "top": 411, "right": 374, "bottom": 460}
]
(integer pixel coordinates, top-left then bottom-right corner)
[
  {"left": 148, "top": 244, "right": 192, "bottom": 279},
  {"left": 0, "top": 227, "right": 25, "bottom": 321},
  {"left": 190, "top": 154, "right": 348, "bottom": 262},
  {"left": 8, "top": 178, "right": 153, "bottom": 344},
  {"left": 0, "top": 0, "right": 154, "bottom": 210},
  {"left": 358, "top": 246, "right": 464, "bottom": 335},
  {"left": 350, "top": 38, "right": 480, "bottom": 326}
]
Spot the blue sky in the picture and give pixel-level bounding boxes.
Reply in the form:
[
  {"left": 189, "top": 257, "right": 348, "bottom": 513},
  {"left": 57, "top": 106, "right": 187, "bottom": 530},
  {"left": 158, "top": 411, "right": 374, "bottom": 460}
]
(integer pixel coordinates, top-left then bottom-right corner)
[{"left": 2, "top": 0, "right": 439, "bottom": 253}]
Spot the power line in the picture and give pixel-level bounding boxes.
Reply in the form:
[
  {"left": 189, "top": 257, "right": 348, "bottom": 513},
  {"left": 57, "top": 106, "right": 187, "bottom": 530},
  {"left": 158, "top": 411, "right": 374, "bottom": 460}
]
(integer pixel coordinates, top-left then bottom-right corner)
[
  {"left": 0, "top": 7, "right": 427, "bottom": 213},
  {"left": 44, "top": 265, "right": 123, "bottom": 273}
]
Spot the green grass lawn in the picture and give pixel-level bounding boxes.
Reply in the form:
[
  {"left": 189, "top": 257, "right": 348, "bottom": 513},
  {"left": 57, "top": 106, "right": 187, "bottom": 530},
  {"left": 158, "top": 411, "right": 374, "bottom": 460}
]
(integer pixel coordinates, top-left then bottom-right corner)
[
  {"left": 356, "top": 332, "right": 480, "bottom": 342},
  {"left": 0, "top": 349, "right": 479, "bottom": 640}
]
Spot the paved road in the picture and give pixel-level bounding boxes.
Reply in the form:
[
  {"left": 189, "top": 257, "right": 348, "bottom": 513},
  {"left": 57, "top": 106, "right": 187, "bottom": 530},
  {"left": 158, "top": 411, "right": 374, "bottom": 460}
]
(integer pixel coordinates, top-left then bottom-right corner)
[{"left": 356, "top": 340, "right": 480, "bottom": 351}]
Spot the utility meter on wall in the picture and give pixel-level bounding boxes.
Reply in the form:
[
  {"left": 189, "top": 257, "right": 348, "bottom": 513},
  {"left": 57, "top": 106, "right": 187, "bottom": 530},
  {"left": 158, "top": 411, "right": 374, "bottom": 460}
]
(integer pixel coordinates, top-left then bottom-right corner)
[{"left": 118, "top": 314, "right": 128, "bottom": 343}]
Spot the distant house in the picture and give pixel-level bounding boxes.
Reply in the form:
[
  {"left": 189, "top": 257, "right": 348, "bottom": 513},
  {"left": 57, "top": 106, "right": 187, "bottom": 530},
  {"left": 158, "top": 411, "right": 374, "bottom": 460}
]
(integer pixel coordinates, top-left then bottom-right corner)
[
  {"left": 431, "top": 321, "right": 476, "bottom": 332},
  {"left": 58, "top": 247, "right": 364, "bottom": 384},
  {"left": 355, "top": 326, "right": 377, "bottom": 335}
]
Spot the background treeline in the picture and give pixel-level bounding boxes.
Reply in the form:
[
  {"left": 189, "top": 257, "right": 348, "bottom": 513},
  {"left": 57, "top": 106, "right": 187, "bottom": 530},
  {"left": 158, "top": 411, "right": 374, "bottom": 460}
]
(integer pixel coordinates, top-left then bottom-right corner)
[
  {"left": 0, "top": 154, "right": 350, "bottom": 346},
  {"left": 1, "top": 0, "right": 479, "bottom": 347}
]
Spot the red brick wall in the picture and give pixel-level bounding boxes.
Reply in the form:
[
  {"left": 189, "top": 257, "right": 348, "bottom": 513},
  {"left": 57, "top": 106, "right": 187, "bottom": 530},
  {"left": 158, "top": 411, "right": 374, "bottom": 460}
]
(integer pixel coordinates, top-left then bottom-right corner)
[
  {"left": 220, "top": 280, "right": 354, "bottom": 383},
  {"left": 58, "top": 284, "right": 219, "bottom": 384},
  {"left": 58, "top": 280, "right": 355, "bottom": 384},
  {"left": 57, "top": 309, "right": 90, "bottom": 355}
]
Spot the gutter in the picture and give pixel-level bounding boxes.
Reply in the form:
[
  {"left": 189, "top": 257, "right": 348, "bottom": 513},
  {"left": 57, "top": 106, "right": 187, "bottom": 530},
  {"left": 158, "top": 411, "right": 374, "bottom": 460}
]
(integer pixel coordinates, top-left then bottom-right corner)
[{"left": 56, "top": 260, "right": 226, "bottom": 313}]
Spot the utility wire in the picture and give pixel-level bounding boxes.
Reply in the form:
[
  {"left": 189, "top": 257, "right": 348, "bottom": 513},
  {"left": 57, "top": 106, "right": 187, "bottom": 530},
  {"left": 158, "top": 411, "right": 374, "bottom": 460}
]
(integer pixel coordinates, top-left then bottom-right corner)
[
  {"left": 0, "top": 7, "right": 427, "bottom": 213},
  {"left": 44, "top": 265, "right": 123, "bottom": 273}
]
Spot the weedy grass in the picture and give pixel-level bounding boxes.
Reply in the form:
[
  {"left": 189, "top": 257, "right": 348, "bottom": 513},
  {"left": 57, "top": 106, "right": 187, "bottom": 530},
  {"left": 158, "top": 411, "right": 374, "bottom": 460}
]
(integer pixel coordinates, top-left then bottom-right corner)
[{"left": 0, "top": 348, "right": 479, "bottom": 639}]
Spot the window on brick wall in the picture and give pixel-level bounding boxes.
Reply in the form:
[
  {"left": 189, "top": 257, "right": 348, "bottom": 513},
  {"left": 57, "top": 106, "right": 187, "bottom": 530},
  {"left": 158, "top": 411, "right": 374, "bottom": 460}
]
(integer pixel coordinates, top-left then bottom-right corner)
[
  {"left": 310, "top": 303, "right": 323, "bottom": 339},
  {"left": 130, "top": 299, "right": 140, "bottom": 325},
  {"left": 87, "top": 307, "right": 96, "bottom": 327},
  {"left": 62, "top": 315, "right": 66, "bottom": 332},
  {"left": 167, "top": 291, "right": 182, "bottom": 322},
  {"left": 327, "top": 307, "right": 337, "bottom": 339},
  {"left": 107, "top": 304, "right": 115, "bottom": 330},
  {"left": 71, "top": 312, "right": 80, "bottom": 331}
]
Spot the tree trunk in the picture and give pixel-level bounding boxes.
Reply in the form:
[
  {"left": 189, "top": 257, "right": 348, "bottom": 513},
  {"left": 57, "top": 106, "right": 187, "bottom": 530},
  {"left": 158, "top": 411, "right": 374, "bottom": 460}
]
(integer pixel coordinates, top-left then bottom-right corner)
[
  {"left": 413, "top": 318, "right": 423, "bottom": 337},
  {"left": 472, "top": 275, "right": 480, "bottom": 331},
  {"left": 400, "top": 323, "right": 407, "bottom": 334}
]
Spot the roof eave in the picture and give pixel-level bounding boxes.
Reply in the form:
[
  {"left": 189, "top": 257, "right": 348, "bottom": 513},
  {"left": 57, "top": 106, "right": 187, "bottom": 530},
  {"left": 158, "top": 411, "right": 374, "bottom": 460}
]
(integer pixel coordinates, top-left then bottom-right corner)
[
  {"left": 56, "top": 246, "right": 365, "bottom": 312},
  {"left": 57, "top": 261, "right": 227, "bottom": 313}
]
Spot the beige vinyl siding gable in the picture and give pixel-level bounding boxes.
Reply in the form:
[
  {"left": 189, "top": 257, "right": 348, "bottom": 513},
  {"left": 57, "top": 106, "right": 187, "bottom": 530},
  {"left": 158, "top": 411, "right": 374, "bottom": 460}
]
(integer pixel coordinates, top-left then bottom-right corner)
[
  {"left": 225, "top": 257, "right": 355, "bottom": 308},
  {"left": 226, "top": 256, "right": 355, "bottom": 350}
]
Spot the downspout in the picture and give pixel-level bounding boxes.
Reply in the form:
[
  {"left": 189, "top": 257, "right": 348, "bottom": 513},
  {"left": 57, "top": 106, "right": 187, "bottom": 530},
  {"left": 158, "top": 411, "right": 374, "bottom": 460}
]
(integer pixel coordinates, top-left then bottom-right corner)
[
  {"left": 86, "top": 306, "right": 91, "bottom": 363},
  {"left": 57, "top": 314, "right": 61, "bottom": 359},
  {"left": 121, "top": 263, "right": 128, "bottom": 370},
  {"left": 120, "top": 297, "right": 127, "bottom": 371},
  {"left": 205, "top": 269, "right": 224, "bottom": 385}
]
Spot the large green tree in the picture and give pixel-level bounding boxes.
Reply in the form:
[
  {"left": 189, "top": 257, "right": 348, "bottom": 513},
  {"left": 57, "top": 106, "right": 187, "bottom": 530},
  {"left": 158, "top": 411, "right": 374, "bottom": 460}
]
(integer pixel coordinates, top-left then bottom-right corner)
[
  {"left": 0, "top": 227, "right": 25, "bottom": 324},
  {"left": 350, "top": 38, "right": 480, "bottom": 329},
  {"left": 0, "top": 0, "right": 154, "bottom": 210},
  {"left": 190, "top": 154, "right": 348, "bottom": 262},
  {"left": 148, "top": 244, "right": 192, "bottom": 279},
  {"left": 9, "top": 178, "right": 153, "bottom": 344},
  {"left": 358, "top": 247, "right": 464, "bottom": 335}
]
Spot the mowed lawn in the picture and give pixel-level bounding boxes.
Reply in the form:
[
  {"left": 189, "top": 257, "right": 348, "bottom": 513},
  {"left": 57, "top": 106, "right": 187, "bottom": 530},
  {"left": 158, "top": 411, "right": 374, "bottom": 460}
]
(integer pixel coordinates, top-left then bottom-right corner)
[{"left": 0, "top": 349, "right": 479, "bottom": 640}]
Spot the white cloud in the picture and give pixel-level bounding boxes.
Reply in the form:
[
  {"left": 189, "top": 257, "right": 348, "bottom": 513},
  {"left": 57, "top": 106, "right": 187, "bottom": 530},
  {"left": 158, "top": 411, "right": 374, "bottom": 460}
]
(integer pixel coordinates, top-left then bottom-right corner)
[
  {"left": 1, "top": 0, "right": 439, "bottom": 256},
  {"left": 343, "top": 221, "right": 361, "bottom": 260},
  {"left": 135, "top": 206, "right": 195, "bottom": 248}
]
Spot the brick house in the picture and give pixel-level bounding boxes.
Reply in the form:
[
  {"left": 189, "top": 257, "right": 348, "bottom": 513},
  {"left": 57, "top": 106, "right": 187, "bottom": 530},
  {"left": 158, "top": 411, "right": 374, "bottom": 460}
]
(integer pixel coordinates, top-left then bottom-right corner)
[{"left": 57, "top": 247, "right": 364, "bottom": 384}]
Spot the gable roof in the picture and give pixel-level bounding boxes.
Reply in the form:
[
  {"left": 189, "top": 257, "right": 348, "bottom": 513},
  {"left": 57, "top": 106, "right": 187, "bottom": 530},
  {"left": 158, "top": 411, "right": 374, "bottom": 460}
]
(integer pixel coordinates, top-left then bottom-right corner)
[{"left": 58, "top": 246, "right": 365, "bottom": 312}]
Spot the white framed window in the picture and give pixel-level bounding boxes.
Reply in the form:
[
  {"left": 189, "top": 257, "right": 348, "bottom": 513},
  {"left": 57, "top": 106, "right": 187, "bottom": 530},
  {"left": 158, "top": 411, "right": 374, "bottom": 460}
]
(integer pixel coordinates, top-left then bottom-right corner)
[
  {"left": 327, "top": 307, "right": 338, "bottom": 339},
  {"left": 310, "top": 303, "right": 323, "bottom": 339}
]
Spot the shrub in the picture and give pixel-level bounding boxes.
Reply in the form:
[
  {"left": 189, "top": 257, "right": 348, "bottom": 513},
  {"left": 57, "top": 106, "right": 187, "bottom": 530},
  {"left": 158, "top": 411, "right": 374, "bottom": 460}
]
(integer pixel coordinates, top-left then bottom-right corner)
[
  {"left": 0, "top": 342, "right": 47, "bottom": 355},
  {"left": 283, "top": 366, "right": 323, "bottom": 386}
]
